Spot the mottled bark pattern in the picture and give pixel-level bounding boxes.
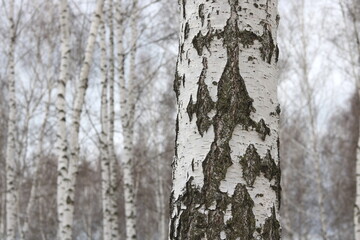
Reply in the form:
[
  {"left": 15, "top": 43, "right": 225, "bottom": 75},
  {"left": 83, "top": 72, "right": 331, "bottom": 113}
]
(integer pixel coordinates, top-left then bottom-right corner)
[{"left": 170, "top": 0, "right": 280, "bottom": 239}]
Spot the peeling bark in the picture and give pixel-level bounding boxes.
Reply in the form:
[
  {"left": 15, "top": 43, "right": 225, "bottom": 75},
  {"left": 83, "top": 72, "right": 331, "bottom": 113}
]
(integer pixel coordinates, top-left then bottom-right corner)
[{"left": 170, "top": 0, "right": 280, "bottom": 239}]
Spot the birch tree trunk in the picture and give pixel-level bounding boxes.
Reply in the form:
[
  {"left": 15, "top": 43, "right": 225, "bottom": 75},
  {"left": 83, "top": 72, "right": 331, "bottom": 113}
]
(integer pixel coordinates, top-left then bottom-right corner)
[
  {"left": 57, "top": 0, "right": 104, "bottom": 239},
  {"left": 347, "top": 1, "right": 360, "bottom": 239},
  {"left": 5, "top": 0, "right": 18, "bottom": 239},
  {"left": 116, "top": 0, "right": 138, "bottom": 239},
  {"left": 170, "top": 0, "right": 281, "bottom": 239},
  {"left": 56, "top": 0, "right": 71, "bottom": 238},
  {"left": 155, "top": 157, "right": 167, "bottom": 240},
  {"left": 23, "top": 87, "right": 52, "bottom": 239},
  {"left": 100, "top": 18, "right": 112, "bottom": 240},
  {"left": 107, "top": 0, "right": 121, "bottom": 237}
]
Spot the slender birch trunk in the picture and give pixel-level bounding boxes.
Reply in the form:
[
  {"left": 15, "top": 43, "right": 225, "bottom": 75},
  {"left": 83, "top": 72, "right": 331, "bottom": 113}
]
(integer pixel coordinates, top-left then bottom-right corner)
[
  {"left": 99, "top": 18, "right": 112, "bottom": 240},
  {"left": 116, "top": 0, "right": 138, "bottom": 239},
  {"left": 356, "top": 114, "right": 360, "bottom": 240},
  {"left": 23, "top": 87, "right": 52, "bottom": 239},
  {"left": 57, "top": 0, "right": 104, "bottom": 239},
  {"left": 107, "top": 0, "right": 121, "bottom": 237},
  {"left": 56, "top": 0, "right": 71, "bottom": 239},
  {"left": 170, "top": 0, "right": 281, "bottom": 239},
  {"left": 6, "top": 0, "right": 18, "bottom": 239},
  {"left": 155, "top": 158, "right": 166, "bottom": 240}
]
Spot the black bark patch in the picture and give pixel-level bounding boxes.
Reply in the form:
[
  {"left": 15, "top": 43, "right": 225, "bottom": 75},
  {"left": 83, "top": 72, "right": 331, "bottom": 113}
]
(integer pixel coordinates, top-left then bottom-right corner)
[
  {"left": 256, "top": 119, "right": 271, "bottom": 140},
  {"left": 238, "top": 30, "right": 260, "bottom": 48},
  {"left": 261, "top": 150, "right": 280, "bottom": 182},
  {"left": 184, "top": 22, "right": 190, "bottom": 39},
  {"left": 174, "top": 71, "right": 184, "bottom": 101},
  {"left": 259, "top": 25, "right": 276, "bottom": 64},
  {"left": 262, "top": 206, "right": 281, "bottom": 240},
  {"left": 199, "top": 4, "right": 205, "bottom": 26},
  {"left": 275, "top": 45, "right": 279, "bottom": 63},
  {"left": 225, "top": 184, "right": 256, "bottom": 240},
  {"left": 181, "top": 0, "right": 186, "bottom": 19},
  {"left": 174, "top": 113, "right": 180, "bottom": 163},
  {"left": 240, "top": 145, "right": 281, "bottom": 188},
  {"left": 192, "top": 30, "right": 214, "bottom": 56},
  {"left": 239, "top": 144, "right": 261, "bottom": 186},
  {"left": 186, "top": 58, "right": 215, "bottom": 136}
]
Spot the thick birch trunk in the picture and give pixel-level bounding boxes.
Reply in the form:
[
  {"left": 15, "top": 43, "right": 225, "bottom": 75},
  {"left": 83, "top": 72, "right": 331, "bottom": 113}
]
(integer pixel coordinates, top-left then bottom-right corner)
[
  {"left": 6, "top": 1, "right": 18, "bottom": 239},
  {"left": 170, "top": 0, "right": 281, "bottom": 239},
  {"left": 116, "top": 0, "right": 138, "bottom": 239},
  {"left": 57, "top": 0, "right": 104, "bottom": 239}
]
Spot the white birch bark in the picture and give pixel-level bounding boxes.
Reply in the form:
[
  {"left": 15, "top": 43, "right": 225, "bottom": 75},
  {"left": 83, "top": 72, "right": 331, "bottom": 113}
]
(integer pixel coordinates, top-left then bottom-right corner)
[
  {"left": 155, "top": 158, "right": 167, "bottom": 240},
  {"left": 5, "top": 0, "right": 18, "bottom": 239},
  {"left": 99, "top": 18, "right": 112, "bottom": 240},
  {"left": 107, "top": 0, "right": 121, "bottom": 237},
  {"left": 56, "top": 0, "right": 71, "bottom": 238},
  {"left": 116, "top": 0, "right": 138, "bottom": 239},
  {"left": 57, "top": 0, "right": 104, "bottom": 239},
  {"left": 170, "top": 0, "right": 281, "bottom": 239}
]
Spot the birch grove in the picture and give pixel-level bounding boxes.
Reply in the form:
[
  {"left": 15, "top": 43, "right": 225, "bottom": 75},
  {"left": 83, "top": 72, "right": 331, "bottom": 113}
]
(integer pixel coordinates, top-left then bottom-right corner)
[{"left": 0, "top": 0, "right": 360, "bottom": 239}]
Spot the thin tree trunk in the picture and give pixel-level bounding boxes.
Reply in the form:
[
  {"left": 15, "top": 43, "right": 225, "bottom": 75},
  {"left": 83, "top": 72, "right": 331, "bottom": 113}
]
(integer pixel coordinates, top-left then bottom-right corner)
[
  {"left": 155, "top": 157, "right": 166, "bottom": 240},
  {"left": 56, "top": 0, "right": 70, "bottom": 239},
  {"left": 170, "top": 0, "right": 281, "bottom": 239},
  {"left": 116, "top": 0, "right": 138, "bottom": 239},
  {"left": 99, "top": 17, "right": 112, "bottom": 240},
  {"left": 106, "top": 1, "right": 121, "bottom": 237},
  {"left": 22, "top": 83, "right": 52, "bottom": 239},
  {"left": 6, "top": 0, "right": 18, "bottom": 239},
  {"left": 349, "top": 2, "right": 360, "bottom": 239},
  {"left": 57, "top": 0, "right": 104, "bottom": 239}
]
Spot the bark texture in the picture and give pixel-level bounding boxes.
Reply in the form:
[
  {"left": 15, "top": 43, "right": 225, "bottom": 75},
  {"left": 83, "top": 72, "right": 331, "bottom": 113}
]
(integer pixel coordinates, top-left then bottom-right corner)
[
  {"left": 170, "top": 0, "right": 280, "bottom": 239},
  {"left": 5, "top": 1, "right": 17, "bottom": 239}
]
